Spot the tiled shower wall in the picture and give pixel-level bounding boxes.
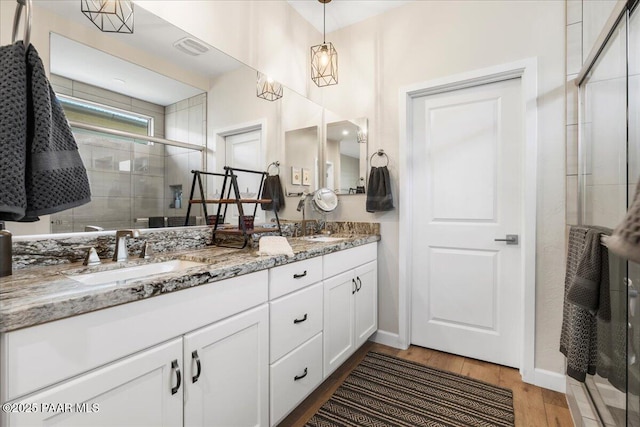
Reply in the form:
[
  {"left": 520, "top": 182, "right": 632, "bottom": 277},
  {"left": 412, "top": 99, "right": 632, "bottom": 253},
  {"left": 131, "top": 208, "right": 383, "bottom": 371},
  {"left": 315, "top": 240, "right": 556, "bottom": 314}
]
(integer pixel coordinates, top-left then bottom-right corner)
[
  {"left": 49, "top": 77, "right": 206, "bottom": 232},
  {"left": 164, "top": 93, "right": 207, "bottom": 223}
]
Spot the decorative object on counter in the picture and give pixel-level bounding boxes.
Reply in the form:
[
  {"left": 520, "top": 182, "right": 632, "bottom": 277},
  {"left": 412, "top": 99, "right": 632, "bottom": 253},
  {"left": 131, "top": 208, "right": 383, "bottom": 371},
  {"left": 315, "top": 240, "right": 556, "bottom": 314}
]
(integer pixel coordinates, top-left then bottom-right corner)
[
  {"left": 256, "top": 71, "right": 283, "bottom": 101},
  {"left": 0, "top": 37, "right": 91, "bottom": 222},
  {"left": 306, "top": 352, "right": 514, "bottom": 427},
  {"left": 0, "top": 221, "right": 12, "bottom": 277},
  {"left": 310, "top": 0, "right": 338, "bottom": 87},
  {"left": 239, "top": 215, "right": 255, "bottom": 230},
  {"left": 257, "top": 236, "right": 294, "bottom": 257},
  {"left": 608, "top": 179, "right": 640, "bottom": 263},
  {"left": 81, "top": 0, "right": 134, "bottom": 34},
  {"left": 366, "top": 150, "right": 394, "bottom": 212},
  {"left": 261, "top": 162, "right": 285, "bottom": 212}
]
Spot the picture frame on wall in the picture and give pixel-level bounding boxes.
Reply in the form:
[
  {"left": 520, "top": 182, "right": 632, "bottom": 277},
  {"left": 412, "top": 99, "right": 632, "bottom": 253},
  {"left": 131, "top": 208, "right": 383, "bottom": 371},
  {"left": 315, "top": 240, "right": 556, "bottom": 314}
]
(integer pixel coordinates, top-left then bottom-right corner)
[
  {"left": 291, "top": 167, "right": 301, "bottom": 185},
  {"left": 302, "top": 168, "right": 310, "bottom": 186}
]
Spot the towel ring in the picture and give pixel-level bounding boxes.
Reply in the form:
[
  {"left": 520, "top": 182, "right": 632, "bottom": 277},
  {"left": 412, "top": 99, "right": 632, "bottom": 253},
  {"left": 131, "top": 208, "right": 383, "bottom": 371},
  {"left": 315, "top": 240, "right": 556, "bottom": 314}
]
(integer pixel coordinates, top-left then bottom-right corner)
[
  {"left": 267, "top": 161, "right": 280, "bottom": 176},
  {"left": 370, "top": 149, "right": 389, "bottom": 167},
  {"left": 12, "top": 0, "right": 32, "bottom": 49}
]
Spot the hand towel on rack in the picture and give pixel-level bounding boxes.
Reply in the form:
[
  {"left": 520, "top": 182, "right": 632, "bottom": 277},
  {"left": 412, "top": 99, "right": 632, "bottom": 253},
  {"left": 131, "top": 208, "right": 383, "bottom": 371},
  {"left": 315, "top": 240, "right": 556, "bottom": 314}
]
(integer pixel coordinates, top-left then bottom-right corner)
[
  {"left": 261, "top": 175, "right": 285, "bottom": 212},
  {"left": 366, "top": 166, "right": 394, "bottom": 212},
  {"left": 0, "top": 42, "right": 28, "bottom": 221},
  {"left": 608, "top": 179, "right": 640, "bottom": 263},
  {"left": 21, "top": 43, "right": 91, "bottom": 221}
]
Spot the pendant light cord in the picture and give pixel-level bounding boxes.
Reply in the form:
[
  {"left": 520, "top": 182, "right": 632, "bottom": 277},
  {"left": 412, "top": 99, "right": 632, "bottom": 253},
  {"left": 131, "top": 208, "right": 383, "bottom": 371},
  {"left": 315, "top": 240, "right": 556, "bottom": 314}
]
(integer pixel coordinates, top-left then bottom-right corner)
[{"left": 323, "top": 2, "right": 326, "bottom": 44}]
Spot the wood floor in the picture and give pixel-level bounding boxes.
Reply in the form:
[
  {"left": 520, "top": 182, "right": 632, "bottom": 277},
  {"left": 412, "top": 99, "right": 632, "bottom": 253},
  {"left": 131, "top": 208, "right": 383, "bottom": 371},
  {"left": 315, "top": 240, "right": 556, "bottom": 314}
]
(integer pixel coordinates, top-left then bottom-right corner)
[{"left": 279, "top": 342, "right": 574, "bottom": 427}]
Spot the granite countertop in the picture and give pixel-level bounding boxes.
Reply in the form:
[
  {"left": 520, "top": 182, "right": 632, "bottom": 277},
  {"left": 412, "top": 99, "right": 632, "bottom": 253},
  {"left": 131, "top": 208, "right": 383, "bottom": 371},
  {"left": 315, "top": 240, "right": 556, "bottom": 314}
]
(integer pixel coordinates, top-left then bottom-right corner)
[{"left": 0, "top": 234, "right": 380, "bottom": 333}]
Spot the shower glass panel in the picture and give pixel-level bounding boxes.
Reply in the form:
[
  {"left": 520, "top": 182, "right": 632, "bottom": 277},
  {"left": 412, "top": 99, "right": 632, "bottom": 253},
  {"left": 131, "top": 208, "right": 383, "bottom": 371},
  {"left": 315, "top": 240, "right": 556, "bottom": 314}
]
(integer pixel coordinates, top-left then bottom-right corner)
[
  {"left": 628, "top": 4, "right": 640, "bottom": 426},
  {"left": 579, "top": 10, "right": 631, "bottom": 427}
]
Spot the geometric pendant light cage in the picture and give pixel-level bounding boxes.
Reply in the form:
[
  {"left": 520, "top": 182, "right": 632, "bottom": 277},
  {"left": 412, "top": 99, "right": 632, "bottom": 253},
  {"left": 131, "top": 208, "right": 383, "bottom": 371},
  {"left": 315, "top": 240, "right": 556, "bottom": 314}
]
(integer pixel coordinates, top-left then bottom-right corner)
[
  {"left": 81, "top": 0, "right": 134, "bottom": 34},
  {"left": 310, "top": 0, "right": 338, "bottom": 87},
  {"left": 256, "top": 72, "right": 284, "bottom": 101}
]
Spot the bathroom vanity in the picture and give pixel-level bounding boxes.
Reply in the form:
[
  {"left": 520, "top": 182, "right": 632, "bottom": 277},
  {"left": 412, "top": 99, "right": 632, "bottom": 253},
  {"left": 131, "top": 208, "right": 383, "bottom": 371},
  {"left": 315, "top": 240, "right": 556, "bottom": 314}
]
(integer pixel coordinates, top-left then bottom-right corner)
[{"left": 0, "top": 235, "right": 378, "bottom": 426}]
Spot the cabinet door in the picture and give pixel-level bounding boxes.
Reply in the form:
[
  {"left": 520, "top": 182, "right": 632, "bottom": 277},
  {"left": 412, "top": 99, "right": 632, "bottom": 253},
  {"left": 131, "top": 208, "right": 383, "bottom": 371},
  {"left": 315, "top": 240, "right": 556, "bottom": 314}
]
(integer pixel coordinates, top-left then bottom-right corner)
[
  {"left": 323, "top": 270, "right": 355, "bottom": 378},
  {"left": 4, "top": 339, "right": 183, "bottom": 427},
  {"left": 354, "top": 261, "right": 378, "bottom": 348},
  {"left": 184, "top": 304, "right": 269, "bottom": 427}
]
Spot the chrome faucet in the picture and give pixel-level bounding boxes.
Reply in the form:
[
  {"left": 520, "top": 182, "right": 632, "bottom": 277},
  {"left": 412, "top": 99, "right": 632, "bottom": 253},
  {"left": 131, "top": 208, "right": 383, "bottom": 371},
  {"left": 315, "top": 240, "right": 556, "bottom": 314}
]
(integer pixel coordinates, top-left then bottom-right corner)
[{"left": 113, "top": 229, "right": 140, "bottom": 262}]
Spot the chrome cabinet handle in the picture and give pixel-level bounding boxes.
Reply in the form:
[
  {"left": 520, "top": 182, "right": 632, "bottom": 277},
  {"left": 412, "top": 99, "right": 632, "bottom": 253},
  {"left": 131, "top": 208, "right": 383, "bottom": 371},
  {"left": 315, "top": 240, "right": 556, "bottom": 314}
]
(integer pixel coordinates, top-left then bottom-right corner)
[
  {"left": 293, "top": 271, "right": 307, "bottom": 279},
  {"left": 171, "top": 359, "right": 182, "bottom": 395},
  {"left": 294, "top": 367, "right": 308, "bottom": 381},
  {"left": 293, "top": 314, "right": 308, "bottom": 324},
  {"left": 494, "top": 234, "right": 518, "bottom": 245},
  {"left": 192, "top": 350, "right": 202, "bottom": 383}
]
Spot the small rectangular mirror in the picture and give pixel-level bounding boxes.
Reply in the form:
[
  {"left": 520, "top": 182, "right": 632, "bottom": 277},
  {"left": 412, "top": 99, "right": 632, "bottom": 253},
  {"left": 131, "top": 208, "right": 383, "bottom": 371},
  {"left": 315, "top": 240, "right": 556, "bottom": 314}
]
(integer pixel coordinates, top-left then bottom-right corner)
[{"left": 325, "top": 118, "right": 368, "bottom": 195}]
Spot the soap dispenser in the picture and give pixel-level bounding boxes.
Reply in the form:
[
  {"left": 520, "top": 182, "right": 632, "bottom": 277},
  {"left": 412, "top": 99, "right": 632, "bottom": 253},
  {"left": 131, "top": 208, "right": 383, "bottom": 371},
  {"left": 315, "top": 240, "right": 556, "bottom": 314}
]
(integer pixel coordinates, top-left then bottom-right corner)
[{"left": 0, "top": 221, "right": 12, "bottom": 277}]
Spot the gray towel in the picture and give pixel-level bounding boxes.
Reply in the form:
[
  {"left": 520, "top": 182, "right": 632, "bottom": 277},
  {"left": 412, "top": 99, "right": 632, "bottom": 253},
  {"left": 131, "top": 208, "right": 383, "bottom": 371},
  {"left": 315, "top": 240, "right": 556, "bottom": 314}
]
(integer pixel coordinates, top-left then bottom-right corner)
[
  {"left": 21, "top": 43, "right": 91, "bottom": 221},
  {"left": 261, "top": 175, "right": 285, "bottom": 212},
  {"left": 608, "top": 178, "right": 640, "bottom": 263},
  {"left": 560, "top": 226, "right": 598, "bottom": 381},
  {"left": 567, "top": 227, "right": 612, "bottom": 321},
  {"left": 366, "top": 166, "right": 394, "bottom": 212},
  {"left": 0, "top": 42, "right": 28, "bottom": 220}
]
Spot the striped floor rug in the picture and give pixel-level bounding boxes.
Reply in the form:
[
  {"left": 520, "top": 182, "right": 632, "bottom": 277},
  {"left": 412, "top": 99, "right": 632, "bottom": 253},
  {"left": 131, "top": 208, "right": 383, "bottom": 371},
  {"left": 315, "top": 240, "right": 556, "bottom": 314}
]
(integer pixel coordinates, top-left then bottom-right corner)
[{"left": 306, "top": 352, "right": 514, "bottom": 427}]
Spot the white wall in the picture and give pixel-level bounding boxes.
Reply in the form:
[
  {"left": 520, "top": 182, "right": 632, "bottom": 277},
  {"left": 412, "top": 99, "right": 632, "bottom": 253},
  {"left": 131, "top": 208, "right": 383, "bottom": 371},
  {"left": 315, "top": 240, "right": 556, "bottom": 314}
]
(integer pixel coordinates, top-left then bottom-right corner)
[{"left": 318, "top": 1, "right": 567, "bottom": 375}]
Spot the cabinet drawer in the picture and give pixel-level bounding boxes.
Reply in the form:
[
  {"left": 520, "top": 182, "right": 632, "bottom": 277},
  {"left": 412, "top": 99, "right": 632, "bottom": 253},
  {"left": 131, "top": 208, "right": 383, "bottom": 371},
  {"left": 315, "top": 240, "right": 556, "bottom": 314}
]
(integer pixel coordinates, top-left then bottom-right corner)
[
  {"left": 270, "top": 283, "right": 323, "bottom": 362},
  {"left": 269, "top": 257, "right": 322, "bottom": 299},
  {"left": 323, "top": 242, "right": 377, "bottom": 279},
  {"left": 270, "top": 333, "right": 323, "bottom": 426}
]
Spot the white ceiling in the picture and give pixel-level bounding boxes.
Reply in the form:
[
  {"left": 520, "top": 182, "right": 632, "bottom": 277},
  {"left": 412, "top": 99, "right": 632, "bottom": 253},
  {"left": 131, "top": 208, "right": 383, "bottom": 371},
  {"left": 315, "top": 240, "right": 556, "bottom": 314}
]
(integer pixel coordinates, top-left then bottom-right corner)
[
  {"left": 287, "top": 0, "right": 409, "bottom": 34},
  {"left": 36, "top": 1, "right": 242, "bottom": 106}
]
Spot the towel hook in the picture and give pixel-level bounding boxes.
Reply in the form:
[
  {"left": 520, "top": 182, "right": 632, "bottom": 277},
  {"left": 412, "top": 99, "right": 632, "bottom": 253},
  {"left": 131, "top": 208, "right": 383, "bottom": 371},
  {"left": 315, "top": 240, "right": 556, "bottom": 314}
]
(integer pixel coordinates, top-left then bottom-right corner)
[
  {"left": 12, "top": 0, "right": 32, "bottom": 49},
  {"left": 369, "top": 149, "right": 389, "bottom": 167},
  {"left": 267, "top": 161, "right": 280, "bottom": 176}
]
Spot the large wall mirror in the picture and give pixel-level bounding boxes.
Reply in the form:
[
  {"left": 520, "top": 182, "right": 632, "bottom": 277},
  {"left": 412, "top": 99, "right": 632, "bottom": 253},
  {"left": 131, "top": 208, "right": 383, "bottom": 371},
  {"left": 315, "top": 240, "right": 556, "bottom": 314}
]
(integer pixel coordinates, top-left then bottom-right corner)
[{"left": 8, "top": 1, "right": 325, "bottom": 236}]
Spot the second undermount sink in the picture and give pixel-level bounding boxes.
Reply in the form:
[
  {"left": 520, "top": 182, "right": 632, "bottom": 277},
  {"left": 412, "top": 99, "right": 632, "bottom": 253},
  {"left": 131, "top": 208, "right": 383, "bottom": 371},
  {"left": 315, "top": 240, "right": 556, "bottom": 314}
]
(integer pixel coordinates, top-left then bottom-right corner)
[
  {"left": 68, "top": 260, "right": 205, "bottom": 286},
  {"left": 301, "top": 236, "right": 346, "bottom": 243}
]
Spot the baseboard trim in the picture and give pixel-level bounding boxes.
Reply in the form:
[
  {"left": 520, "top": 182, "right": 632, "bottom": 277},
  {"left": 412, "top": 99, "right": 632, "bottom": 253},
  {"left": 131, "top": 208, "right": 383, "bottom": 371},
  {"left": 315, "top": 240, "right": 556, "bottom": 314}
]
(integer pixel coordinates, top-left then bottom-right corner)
[
  {"left": 370, "top": 330, "right": 408, "bottom": 349},
  {"left": 530, "top": 368, "right": 566, "bottom": 393}
]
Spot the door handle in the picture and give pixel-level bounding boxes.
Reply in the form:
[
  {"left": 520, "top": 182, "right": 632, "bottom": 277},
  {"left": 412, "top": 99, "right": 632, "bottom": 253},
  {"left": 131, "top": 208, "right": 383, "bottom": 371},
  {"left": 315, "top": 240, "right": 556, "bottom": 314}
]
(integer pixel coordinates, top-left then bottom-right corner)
[{"left": 494, "top": 234, "right": 518, "bottom": 245}]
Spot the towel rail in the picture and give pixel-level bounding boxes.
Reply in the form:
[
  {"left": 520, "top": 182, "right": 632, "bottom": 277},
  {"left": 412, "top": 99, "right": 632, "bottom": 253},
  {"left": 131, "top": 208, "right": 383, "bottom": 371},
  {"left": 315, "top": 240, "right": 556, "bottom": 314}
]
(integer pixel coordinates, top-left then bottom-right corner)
[
  {"left": 267, "top": 161, "right": 280, "bottom": 176},
  {"left": 370, "top": 149, "right": 389, "bottom": 167},
  {"left": 12, "top": 0, "right": 32, "bottom": 49}
]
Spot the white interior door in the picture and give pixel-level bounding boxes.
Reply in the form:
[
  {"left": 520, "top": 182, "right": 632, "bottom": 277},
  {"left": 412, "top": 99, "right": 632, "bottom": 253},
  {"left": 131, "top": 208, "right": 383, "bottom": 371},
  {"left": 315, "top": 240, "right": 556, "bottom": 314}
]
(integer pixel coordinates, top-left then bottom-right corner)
[
  {"left": 410, "top": 77, "right": 523, "bottom": 368},
  {"left": 224, "top": 129, "right": 263, "bottom": 222}
]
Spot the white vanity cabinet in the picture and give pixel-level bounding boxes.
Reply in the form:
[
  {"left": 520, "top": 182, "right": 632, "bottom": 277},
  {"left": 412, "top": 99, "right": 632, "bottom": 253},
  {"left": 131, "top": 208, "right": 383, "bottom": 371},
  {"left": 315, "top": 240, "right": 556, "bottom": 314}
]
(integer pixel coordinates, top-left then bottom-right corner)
[
  {"left": 4, "top": 338, "right": 184, "bottom": 426},
  {"left": 323, "top": 243, "right": 378, "bottom": 377},
  {"left": 268, "top": 258, "right": 324, "bottom": 426},
  {"left": 184, "top": 304, "right": 269, "bottom": 427},
  {"left": 0, "top": 270, "right": 269, "bottom": 427}
]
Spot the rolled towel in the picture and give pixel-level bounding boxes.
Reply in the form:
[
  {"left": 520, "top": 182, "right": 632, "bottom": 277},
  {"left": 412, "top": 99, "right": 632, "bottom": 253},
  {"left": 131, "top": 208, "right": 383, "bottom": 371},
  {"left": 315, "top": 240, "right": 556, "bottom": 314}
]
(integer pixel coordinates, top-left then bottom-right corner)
[{"left": 257, "top": 236, "right": 294, "bottom": 257}]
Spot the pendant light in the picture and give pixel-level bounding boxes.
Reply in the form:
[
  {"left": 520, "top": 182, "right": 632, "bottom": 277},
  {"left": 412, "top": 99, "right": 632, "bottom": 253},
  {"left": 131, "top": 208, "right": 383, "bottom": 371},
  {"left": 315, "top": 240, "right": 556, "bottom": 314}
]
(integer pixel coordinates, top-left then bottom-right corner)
[
  {"left": 310, "top": 0, "right": 338, "bottom": 87},
  {"left": 256, "top": 72, "right": 283, "bottom": 101},
  {"left": 81, "top": 0, "right": 134, "bottom": 34}
]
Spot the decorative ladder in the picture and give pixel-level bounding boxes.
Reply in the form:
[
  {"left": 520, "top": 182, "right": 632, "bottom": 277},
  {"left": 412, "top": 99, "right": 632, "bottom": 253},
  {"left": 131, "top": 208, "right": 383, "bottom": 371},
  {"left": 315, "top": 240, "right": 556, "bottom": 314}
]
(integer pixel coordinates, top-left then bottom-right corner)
[{"left": 185, "top": 167, "right": 282, "bottom": 248}]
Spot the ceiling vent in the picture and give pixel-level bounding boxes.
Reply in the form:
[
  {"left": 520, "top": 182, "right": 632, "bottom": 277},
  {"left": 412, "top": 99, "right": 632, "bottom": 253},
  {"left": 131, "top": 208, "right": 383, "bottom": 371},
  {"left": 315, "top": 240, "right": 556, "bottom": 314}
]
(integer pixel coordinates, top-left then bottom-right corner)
[{"left": 173, "top": 37, "right": 210, "bottom": 56}]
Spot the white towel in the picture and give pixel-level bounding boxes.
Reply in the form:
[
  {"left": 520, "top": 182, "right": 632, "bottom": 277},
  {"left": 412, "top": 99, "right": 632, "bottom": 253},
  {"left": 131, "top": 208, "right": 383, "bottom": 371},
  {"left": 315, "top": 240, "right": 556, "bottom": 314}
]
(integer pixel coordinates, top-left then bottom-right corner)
[{"left": 257, "top": 236, "right": 294, "bottom": 257}]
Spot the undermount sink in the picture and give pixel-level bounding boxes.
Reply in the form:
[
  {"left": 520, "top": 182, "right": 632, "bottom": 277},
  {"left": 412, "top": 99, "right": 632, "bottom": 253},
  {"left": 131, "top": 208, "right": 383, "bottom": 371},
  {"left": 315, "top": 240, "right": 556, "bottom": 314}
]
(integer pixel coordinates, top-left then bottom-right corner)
[
  {"left": 68, "top": 260, "right": 205, "bottom": 286},
  {"left": 300, "top": 236, "right": 346, "bottom": 243}
]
